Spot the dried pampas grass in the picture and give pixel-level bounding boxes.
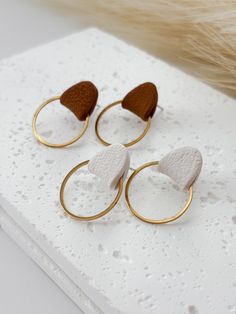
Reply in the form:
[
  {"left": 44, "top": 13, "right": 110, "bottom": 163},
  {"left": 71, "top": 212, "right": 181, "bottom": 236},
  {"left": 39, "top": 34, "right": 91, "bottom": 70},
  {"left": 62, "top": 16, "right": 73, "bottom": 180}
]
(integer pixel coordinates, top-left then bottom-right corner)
[{"left": 47, "top": 0, "right": 236, "bottom": 98}]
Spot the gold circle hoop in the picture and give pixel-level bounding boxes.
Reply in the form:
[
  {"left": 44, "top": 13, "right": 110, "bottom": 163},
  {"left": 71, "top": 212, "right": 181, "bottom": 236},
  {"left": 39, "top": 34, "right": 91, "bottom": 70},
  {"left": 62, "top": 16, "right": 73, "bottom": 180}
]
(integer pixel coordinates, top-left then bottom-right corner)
[
  {"left": 125, "top": 161, "right": 193, "bottom": 224},
  {"left": 95, "top": 100, "right": 151, "bottom": 147},
  {"left": 60, "top": 160, "right": 123, "bottom": 221},
  {"left": 32, "top": 96, "right": 89, "bottom": 148}
]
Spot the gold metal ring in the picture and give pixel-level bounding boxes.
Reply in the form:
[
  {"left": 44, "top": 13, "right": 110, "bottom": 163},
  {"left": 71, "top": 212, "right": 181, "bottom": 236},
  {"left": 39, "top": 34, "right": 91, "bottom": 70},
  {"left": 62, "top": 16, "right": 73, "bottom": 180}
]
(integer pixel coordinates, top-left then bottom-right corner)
[
  {"left": 125, "top": 161, "right": 193, "bottom": 224},
  {"left": 95, "top": 100, "right": 151, "bottom": 147},
  {"left": 32, "top": 96, "right": 89, "bottom": 148},
  {"left": 60, "top": 160, "right": 123, "bottom": 221}
]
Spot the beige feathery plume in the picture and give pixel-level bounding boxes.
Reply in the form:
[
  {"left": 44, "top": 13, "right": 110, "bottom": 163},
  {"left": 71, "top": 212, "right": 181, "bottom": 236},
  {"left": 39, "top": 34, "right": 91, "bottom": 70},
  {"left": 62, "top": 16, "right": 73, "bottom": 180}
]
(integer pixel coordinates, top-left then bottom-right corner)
[{"left": 47, "top": 0, "right": 236, "bottom": 98}]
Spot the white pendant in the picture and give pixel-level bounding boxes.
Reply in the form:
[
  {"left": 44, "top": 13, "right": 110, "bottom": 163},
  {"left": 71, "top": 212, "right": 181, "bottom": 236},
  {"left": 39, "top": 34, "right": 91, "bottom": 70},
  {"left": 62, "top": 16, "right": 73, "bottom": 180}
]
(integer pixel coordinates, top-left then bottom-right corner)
[
  {"left": 88, "top": 144, "right": 130, "bottom": 189},
  {"left": 158, "top": 147, "right": 203, "bottom": 190}
]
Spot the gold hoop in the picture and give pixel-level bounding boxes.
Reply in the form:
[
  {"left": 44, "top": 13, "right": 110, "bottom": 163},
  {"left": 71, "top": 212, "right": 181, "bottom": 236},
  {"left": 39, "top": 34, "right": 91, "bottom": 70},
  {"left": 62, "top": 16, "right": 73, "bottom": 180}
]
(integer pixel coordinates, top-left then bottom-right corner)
[
  {"left": 32, "top": 96, "right": 89, "bottom": 148},
  {"left": 125, "top": 161, "right": 193, "bottom": 224},
  {"left": 60, "top": 160, "right": 123, "bottom": 221},
  {"left": 95, "top": 100, "right": 151, "bottom": 147}
]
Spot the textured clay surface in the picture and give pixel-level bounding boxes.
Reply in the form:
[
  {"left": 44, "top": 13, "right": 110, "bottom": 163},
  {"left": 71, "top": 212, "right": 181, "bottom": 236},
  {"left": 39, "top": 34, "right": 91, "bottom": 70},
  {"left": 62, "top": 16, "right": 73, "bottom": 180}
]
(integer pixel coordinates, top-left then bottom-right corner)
[
  {"left": 158, "top": 147, "right": 203, "bottom": 190},
  {"left": 122, "top": 82, "right": 158, "bottom": 121},
  {"left": 60, "top": 81, "right": 98, "bottom": 121},
  {"left": 88, "top": 144, "right": 130, "bottom": 189}
]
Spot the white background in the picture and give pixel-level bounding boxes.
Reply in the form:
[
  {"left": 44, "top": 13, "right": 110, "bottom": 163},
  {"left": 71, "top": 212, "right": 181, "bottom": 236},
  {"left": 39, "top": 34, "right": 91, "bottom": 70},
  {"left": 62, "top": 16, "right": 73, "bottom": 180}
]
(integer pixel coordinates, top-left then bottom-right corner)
[{"left": 0, "top": 0, "right": 83, "bottom": 312}]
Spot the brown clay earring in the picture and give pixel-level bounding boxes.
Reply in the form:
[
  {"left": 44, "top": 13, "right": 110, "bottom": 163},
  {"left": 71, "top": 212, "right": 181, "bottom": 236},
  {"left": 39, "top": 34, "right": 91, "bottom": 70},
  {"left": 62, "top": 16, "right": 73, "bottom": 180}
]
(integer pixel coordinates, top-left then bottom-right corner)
[
  {"left": 95, "top": 82, "right": 160, "bottom": 147},
  {"left": 32, "top": 81, "right": 98, "bottom": 148}
]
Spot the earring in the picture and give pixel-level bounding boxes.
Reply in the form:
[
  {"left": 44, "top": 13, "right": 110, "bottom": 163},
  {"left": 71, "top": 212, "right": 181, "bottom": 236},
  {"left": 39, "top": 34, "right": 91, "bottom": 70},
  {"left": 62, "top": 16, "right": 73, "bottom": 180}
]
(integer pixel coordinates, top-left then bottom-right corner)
[
  {"left": 95, "top": 82, "right": 159, "bottom": 147},
  {"left": 32, "top": 81, "right": 98, "bottom": 148},
  {"left": 60, "top": 144, "right": 130, "bottom": 221},
  {"left": 125, "top": 147, "right": 203, "bottom": 224}
]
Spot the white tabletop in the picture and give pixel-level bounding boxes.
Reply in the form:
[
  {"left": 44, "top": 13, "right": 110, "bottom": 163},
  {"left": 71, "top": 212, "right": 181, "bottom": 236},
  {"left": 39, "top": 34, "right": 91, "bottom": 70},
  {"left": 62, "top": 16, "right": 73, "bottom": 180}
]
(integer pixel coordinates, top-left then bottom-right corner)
[
  {"left": 0, "top": 26, "right": 235, "bottom": 313},
  {"left": 1, "top": 2, "right": 236, "bottom": 314},
  {"left": 0, "top": 0, "right": 82, "bottom": 313}
]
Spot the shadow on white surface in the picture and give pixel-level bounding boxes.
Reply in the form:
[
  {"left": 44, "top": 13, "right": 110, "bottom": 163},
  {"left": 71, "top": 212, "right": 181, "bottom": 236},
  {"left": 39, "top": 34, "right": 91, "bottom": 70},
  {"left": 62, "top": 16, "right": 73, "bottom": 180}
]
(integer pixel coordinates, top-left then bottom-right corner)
[
  {"left": 0, "top": 0, "right": 83, "bottom": 59},
  {"left": 0, "top": 228, "right": 81, "bottom": 314}
]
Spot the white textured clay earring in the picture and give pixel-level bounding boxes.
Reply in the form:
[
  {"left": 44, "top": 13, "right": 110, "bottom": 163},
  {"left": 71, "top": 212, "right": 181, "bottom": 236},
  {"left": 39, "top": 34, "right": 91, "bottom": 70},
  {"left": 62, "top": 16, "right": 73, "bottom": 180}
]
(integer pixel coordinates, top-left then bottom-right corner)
[
  {"left": 60, "top": 144, "right": 130, "bottom": 221},
  {"left": 125, "top": 147, "right": 203, "bottom": 224}
]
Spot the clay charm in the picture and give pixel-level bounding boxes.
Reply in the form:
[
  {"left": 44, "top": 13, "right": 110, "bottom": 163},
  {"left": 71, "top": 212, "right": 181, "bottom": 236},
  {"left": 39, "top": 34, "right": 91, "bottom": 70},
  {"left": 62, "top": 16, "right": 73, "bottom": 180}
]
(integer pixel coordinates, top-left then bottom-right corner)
[
  {"left": 158, "top": 147, "right": 203, "bottom": 190},
  {"left": 122, "top": 82, "right": 158, "bottom": 121},
  {"left": 88, "top": 144, "right": 130, "bottom": 189},
  {"left": 60, "top": 81, "right": 98, "bottom": 121}
]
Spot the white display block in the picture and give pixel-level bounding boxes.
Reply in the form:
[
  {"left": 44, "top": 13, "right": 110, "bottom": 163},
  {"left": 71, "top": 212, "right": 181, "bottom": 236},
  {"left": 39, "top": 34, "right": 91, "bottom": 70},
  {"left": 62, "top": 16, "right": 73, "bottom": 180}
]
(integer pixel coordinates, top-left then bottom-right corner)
[{"left": 0, "top": 28, "right": 236, "bottom": 314}]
